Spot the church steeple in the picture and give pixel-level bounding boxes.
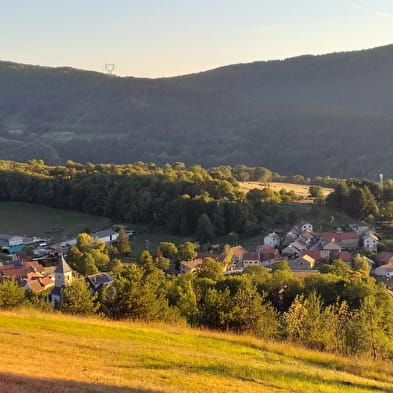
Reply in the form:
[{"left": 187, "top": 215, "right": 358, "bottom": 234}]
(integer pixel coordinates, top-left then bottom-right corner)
[{"left": 54, "top": 254, "right": 73, "bottom": 288}]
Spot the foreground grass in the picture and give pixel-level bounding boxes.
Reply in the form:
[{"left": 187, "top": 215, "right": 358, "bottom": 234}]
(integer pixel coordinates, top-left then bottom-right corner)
[
  {"left": 0, "top": 202, "right": 111, "bottom": 240},
  {"left": 0, "top": 310, "right": 392, "bottom": 393}
]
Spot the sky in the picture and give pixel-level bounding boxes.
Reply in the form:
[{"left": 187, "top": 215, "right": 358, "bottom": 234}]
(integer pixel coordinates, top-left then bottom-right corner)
[{"left": 1, "top": 0, "right": 393, "bottom": 77}]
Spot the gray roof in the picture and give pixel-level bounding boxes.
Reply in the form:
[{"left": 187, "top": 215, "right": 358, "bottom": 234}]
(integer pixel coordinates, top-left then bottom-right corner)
[
  {"left": 86, "top": 273, "right": 113, "bottom": 290},
  {"left": 91, "top": 229, "right": 117, "bottom": 238},
  {"left": 55, "top": 254, "right": 73, "bottom": 274}
]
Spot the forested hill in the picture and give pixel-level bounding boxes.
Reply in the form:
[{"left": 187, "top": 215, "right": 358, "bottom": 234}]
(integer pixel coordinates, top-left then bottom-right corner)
[{"left": 2, "top": 44, "right": 393, "bottom": 178}]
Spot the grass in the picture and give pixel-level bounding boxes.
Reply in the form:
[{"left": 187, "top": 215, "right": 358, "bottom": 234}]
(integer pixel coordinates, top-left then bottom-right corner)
[
  {"left": 0, "top": 202, "right": 111, "bottom": 241},
  {"left": 122, "top": 224, "right": 194, "bottom": 258},
  {"left": 0, "top": 309, "right": 392, "bottom": 393},
  {"left": 239, "top": 182, "right": 333, "bottom": 198}
]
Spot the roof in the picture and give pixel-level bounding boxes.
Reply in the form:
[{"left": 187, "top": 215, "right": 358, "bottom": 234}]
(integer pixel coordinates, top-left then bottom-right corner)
[
  {"left": 301, "top": 255, "right": 315, "bottom": 264},
  {"left": 86, "top": 273, "right": 113, "bottom": 290},
  {"left": 340, "top": 232, "right": 358, "bottom": 240},
  {"left": 364, "top": 233, "right": 378, "bottom": 240},
  {"left": 180, "top": 259, "right": 203, "bottom": 270},
  {"left": 300, "top": 250, "right": 322, "bottom": 260},
  {"left": 243, "top": 252, "right": 260, "bottom": 261},
  {"left": 55, "top": 255, "right": 73, "bottom": 274},
  {"left": 90, "top": 229, "right": 118, "bottom": 238},
  {"left": 0, "top": 234, "right": 22, "bottom": 240},
  {"left": 265, "top": 232, "right": 280, "bottom": 239},
  {"left": 376, "top": 252, "right": 393, "bottom": 264},
  {"left": 196, "top": 253, "right": 226, "bottom": 262},
  {"left": 25, "top": 277, "right": 54, "bottom": 293},
  {"left": 230, "top": 246, "right": 248, "bottom": 257},
  {"left": 321, "top": 232, "right": 340, "bottom": 242},
  {"left": 21, "top": 261, "right": 45, "bottom": 273}
]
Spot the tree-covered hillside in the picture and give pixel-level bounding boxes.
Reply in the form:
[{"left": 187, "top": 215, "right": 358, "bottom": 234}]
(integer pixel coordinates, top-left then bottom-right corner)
[{"left": 2, "top": 44, "right": 393, "bottom": 178}]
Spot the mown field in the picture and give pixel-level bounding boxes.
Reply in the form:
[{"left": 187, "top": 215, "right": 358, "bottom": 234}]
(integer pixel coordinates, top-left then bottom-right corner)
[
  {"left": 0, "top": 202, "right": 111, "bottom": 240},
  {"left": 0, "top": 310, "right": 392, "bottom": 393},
  {"left": 239, "top": 182, "right": 333, "bottom": 198}
]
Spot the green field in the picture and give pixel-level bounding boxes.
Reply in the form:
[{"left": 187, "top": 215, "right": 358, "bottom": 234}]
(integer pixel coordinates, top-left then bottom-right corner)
[
  {"left": 0, "top": 310, "right": 392, "bottom": 393},
  {"left": 0, "top": 202, "right": 111, "bottom": 240}
]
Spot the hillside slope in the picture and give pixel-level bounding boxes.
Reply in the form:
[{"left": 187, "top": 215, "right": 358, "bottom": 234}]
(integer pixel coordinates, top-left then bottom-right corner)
[
  {"left": 0, "top": 310, "right": 392, "bottom": 393},
  {"left": 2, "top": 44, "right": 393, "bottom": 177}
]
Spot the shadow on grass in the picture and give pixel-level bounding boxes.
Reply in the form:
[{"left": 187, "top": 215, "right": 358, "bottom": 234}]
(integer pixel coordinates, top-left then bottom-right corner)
[
  {"left": 0, "top": 372, "right": 164, "bottom": 393},
  {"left": 138, "top": 357, "right": 390, "bottom": 393}
]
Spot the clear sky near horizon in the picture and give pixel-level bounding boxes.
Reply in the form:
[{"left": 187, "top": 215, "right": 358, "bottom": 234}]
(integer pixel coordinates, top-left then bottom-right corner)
[{"left": 1, "top": 0, "right": 393, "bottom": 77}]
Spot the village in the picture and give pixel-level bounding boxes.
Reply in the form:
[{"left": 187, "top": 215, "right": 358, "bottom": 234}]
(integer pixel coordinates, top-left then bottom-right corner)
[{"left": 1, "top": 216, "right": 393, "bottom": 306}]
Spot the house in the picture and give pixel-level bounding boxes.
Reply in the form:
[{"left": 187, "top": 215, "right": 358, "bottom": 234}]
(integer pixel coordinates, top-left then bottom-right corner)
[
  {"left": 288, "top": 254, "right": 316, "bottom": 271},
  {"left": 0, "top": 234, "right": 24, "bottom": 247},
  {"left": 301, "top": 223, "right": 313, "bottom": 232},
  {"left": 258, "top": 244, "right": 281, "bottom": 267},
  {"left": 86, "top": 273, "right": 113, "bottom": 293},
  {"left": 300, "top": 250, "right": 325, "bottom": 262},
  {"left": 340, "top": 232, "right": 359, "bottom": 249},
  {"left": 363, "top": 233, "right": 378, "bottom": 251},
  {"left": 321, "top": 232, "right": 340, "bottom": 246},
  {"left": 24, "top": 277, "right": 54, "bottom": 293},
  {"left": 90, "top": 229, "right": 119, "bottom": 244},
  {"left": 196, "top": 253, "right": 226, "bottom": 263},
  {"left": 230, "top": 246, "right": 248, "bottom": 264},
  {"left": 48, "top": 255, "right": 74, "bottom": 304},
  {"left": 281, "top": 245, "right": 298, "bottom": 258},
  {"left": 60, "top": 229, "right": 120, "bottom": 248},
  {"left": 242, "top": 252, "right": 260, "bottom": 268},
  {"left": 376, "top": 252, "right": 393, "bottom": 266},
  {"left": 373, "top": 264, "right": 393, "bottom": 278},
  {"left": 323, "top": 241, "right": 341, "bottom": 253},
  {"left": 298, "top": 230, "right": 315, "bottom": 246},
  {"left": 291, "top": 240, "right": 307, "bottom": 252},
  {"left": 264, "top": 232, "right": 280, "bottom": 248},
  {"left": 179, "top": 259, "right": 203, "bottom": 274}
]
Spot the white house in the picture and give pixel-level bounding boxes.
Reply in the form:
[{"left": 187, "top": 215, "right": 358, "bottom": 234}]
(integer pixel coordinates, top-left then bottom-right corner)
[
  {"left": 179, "top": 259, "right": 203, "bottom": 274},
  {"left": 363, "top": 233, "right": 378, "bottom": 251},
  {"left": 264, "top": 232, "right": 280, "bottom": 248},
  {"left": 373, "top": 264, "right": 393, "bottom": 278},
  {"left": 242, "top": 252, "right": 260, "bottom": 268},
  {"left": 301, "top": 223, "right": 313, "bottom": 232}
]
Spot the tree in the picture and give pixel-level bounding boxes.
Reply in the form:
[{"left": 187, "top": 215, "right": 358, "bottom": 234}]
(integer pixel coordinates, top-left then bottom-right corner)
[
  {"left": 138, "top": 250, "right": 154, "bottom": 271},
  {"left": 196, "top": 213, "right": 215, "bottom": 243},
  {"left": 178, "top": 242, "right": 198, "bottom": 261},
  {"left": 196, "top": 257, "right": 224, "bottom": 281},
  {"left": 60, "top": 280, "right": 98, "bottom": 315},
  {"left": 0, "top": 280, "right": 25, "bottom": 309},
  {"left": 117, "top": 226, "right": 131, "bottom": 256},
  {"left": 158, "top": 242, "right": 178, "bottom": 259}
]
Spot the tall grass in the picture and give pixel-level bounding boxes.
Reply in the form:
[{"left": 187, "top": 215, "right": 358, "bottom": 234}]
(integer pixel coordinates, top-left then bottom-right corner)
[{"left": 0, "top": 309, "right": 392, "bottom": 393}]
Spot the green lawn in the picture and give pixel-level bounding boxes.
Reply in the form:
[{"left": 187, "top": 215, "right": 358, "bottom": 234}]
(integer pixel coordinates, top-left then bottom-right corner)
[
  {"left": 0, "top": 202, "right": 111, "bottom": 240},
  {"left": 0, "top": 310, "right": 392, "bottom": 393},
  {"left": 127, "top": 223, "right": 194, "bottom": 258}
]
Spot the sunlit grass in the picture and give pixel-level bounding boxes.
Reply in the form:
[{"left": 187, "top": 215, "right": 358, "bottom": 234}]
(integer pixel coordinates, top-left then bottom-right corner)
[{"left": 0, "top": 309, "right": 392, "bottom": 393}]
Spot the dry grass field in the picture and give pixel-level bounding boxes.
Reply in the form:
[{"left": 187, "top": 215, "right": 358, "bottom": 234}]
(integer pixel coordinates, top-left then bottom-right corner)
[
  {"left": 0, "top": 309, "right": 392, "bottom": 393},
  {"left": 239, "top": 182, "right": 333, "bottom": 198}
]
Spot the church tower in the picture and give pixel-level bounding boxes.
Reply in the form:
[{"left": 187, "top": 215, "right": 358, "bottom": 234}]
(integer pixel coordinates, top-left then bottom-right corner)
[
  {"left": 49, "top": 254, "right": 74, "bottom": 304},
  {"left": 55, "top": 254, "right": 74, "bottom": 288}
]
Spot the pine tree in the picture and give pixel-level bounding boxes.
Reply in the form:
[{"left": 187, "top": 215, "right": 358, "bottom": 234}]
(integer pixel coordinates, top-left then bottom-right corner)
[
  {"left": 60, "top": 280, "right": 98, "bottom": 315},
  {"left": 117, "top": 226, "right": 131, "bottom": 256}
]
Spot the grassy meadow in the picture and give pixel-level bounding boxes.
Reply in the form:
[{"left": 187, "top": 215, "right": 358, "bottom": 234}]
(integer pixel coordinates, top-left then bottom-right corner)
[
  {"left": 0, "top": 310, "right": 392, "bottom": 393},
  {"left": 0, "top": 202, "right": 111, "bottom": 240},
  {"left": 239, "top": 182, "right": 334, "bottom": 199}
]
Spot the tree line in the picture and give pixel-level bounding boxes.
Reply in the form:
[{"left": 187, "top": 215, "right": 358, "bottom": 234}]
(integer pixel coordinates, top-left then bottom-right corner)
[{"left": 0, "top": 160, "right": 307, "bottom": 241}]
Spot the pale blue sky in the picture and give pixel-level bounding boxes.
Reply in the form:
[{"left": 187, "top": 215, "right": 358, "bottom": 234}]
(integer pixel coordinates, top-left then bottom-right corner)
[{"left": 1, "top": 0, "right": 393, "bottom": 77}]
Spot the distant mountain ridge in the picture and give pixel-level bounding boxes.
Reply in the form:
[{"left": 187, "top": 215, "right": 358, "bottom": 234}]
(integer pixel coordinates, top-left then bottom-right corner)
[{"left": 1, "top": 44, "right": 393, "bottom": 178}]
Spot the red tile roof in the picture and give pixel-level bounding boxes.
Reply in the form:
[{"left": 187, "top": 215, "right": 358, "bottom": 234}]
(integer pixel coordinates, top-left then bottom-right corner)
[
  {"left": 243, "top": 252, "right": 260, "bottom": 261},
  {"left": 231, "top": 246, "right": 248, "bottom": 257},
  {"left": 376, "top": 252, "right": 393, "bottom": 265},
  {"left": 180, "top": 259, "right": 203, "bottom": 270}
]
